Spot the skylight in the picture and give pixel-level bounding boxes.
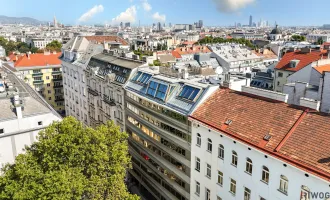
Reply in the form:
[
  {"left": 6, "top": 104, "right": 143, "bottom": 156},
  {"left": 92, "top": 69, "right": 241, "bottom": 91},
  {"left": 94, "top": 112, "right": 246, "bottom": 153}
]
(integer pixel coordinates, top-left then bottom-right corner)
[
  {"left": 178, "top": 85, "right": 200, "bottom": 101},
  {"left": 115, "top": 75, "right": 126, "bottom": 83},
  {"left": 138, "top": 73, "right": 151, "bottom": 84},
  {"left": 155, "top": 84, "right": 168, "bottom": 101},
  {"left": 132, "top": 72, "right": 142, "bottom": 81},
  {"left": 147, "top": 81, "right": 168, "bottom": 101},
  {"left": 147, "top": 81, "right": 158, "bottom": 97}
]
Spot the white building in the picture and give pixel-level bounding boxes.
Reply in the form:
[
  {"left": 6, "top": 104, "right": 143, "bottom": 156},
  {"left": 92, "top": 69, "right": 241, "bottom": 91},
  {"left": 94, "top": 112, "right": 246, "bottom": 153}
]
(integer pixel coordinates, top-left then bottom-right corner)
[
  {"left": 26, "top": 37, "right": 63, "bottom": 49},
  {"left": 189, "top": 86, "right": 330, "bottom": 200},
  {"left": 0, "top": 46, "right": 5, "bottom": 57},
  {"left": 0, "top": 63, "right": 61, "bottom": 167},
  {"left": 209, "top": 44, "right": 263, "bottom": 73},
  {"left": 307, "top": 34, "right": 330, "bottom": 43},
  {"left": 269, "top": 25, "right": 282, "bottom": 41}
]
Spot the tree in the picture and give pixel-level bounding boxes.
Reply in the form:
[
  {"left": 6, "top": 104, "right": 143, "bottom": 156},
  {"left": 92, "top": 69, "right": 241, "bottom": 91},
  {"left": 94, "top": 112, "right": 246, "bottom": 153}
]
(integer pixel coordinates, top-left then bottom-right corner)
[
  {"left": 30, "top": 47, "right": 39, "bottom": 53},
  {"left": 46, "top": 40, "right": 62, "bottom": 52},
  {"left": 153, "top": 60, "right": 161, "bottom": 66},
  {"left": 317, "top": 37, "right": 324, "bottom": 45},
  {"left": 0, "top": 117, "right": 139, "bottom": 200},
  {"left": 291, "top": 35, "right": 306, "bottom": 42}
]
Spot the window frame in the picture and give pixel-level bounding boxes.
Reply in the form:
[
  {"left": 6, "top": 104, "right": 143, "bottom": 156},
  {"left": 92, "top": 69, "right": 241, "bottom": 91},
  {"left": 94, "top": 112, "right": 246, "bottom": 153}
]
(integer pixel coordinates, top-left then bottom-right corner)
[
  {"left": 196, "top": 133, "right": 201, "bottom": 147},
  {"left": 206, "top": 163, "right": 211, "bottom": 178},
  {"left": 217, "top": 171, "right": 223, "bottom": 186},
  {"left": 195, "top": 181, "right": 200, "bottom": 196},
  {"left": 207, "top": 138, "right": 212, "bottom": 152},
  {"left": 245, "top": 158, "right": 253, "bottom": 175},
  {"left": 231, "top": 151, "right": 238, "bottom": 167},
  {"left": 195, "top": 157, "right": 200, "bottom": 172},
  {"left": 261, "top": 166, "right": 270, "bottom": 184},
  {"left": 218, "top": 144, "right": 224, "bottom": 159},
  {"left": 230, "top": 179, "right": 236, "bottom": 195},
  {"left": 244, "top": 187, "right": 251, "bottom": 200},
  {"left": 279, "top": 175, "right": 289, "bottom": 195}
]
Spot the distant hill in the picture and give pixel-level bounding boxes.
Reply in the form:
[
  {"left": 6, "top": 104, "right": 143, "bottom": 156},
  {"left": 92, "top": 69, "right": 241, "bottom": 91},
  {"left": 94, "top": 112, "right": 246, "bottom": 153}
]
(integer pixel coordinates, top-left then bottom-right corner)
[{"left": 0, "top": 15, "right": 47, "bottom": 25}]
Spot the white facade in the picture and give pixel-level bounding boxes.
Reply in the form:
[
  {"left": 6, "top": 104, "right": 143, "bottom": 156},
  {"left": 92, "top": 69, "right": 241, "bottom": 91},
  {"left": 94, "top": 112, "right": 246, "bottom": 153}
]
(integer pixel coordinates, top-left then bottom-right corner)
[{"left": 189, "top": 121, "right": 330, "bottom": 200}]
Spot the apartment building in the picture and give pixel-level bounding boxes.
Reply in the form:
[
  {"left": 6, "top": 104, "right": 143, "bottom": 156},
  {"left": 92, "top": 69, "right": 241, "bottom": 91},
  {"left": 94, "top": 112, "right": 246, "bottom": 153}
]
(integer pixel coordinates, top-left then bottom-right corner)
[
  {"left": 209, "top": 44, "right": 263, "bottom": 73},
  {"left": 274, "top": 48, "right": 327, "bottom": 92},
  {"left": 13, "top": 52, "right": 65, "bottom": 114},
  {"left": 61, "top": 35, "right": 130, "bottom": 125},
  {"left": 0, "top": 64, "right": 61, "bottom": 166},
  {"left": 26, "top": 37, "right": 63, "bottom": 49},
  {"left": 124, "top": 66, "right": 218, "bottom": 200},
  {"left": 189, "top": 86, "right": 330, "bottom": 200},
  {"left": 0, "top": 45, "right": 5, "bottom": 57}
]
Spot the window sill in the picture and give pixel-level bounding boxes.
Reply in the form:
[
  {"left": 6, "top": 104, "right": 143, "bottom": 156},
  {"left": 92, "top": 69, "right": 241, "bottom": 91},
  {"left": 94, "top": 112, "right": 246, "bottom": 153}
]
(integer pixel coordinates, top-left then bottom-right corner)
[
  {"left": 195, "top": 169, "right": 200, "bottom": 172},
  {"left": 196, "top": 144, "right": 201, "bottom": 148},
  {"left": 244, "top": 171, "right": 252, "bottom": 176},
  {"left": 260, "top": 180, "right": 269, "bottom": 185},
  {"left": 229, "top": 191, "right": 236, "bottom": 196},
  {"left": 278, "top": 189, "right": 288, "bottom": 196},
  {"left": 206, "top": 150, "right": 212, "bottom": 154},
  {"left": 216, "top": 183, "right": 223, "bottom": 187},
  {"left": 205, "top": 175, "right": 211, "bottom": 179},
  {"left": 218, "top": 156, "right": 224, "bottom": 160},
  {"left": 195, "top": 192, "right": 200, "bottom": 197},
  {"left": 231, "top": 163, "right": 237, "bottom": 168}
]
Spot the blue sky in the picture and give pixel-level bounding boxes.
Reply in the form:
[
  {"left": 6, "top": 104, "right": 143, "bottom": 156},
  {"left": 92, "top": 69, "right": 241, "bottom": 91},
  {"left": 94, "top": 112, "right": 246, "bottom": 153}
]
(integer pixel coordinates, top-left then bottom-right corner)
[{"left": 0, "top": 0, "right": 329, "bottom": 26}]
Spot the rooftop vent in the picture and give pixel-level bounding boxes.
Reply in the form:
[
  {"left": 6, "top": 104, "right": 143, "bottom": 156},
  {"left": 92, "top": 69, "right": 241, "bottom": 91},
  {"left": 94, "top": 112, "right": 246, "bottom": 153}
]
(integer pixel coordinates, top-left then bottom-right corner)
[
  {"left": 225, "top": 119, "right": 233, "bottom": 125},
  {"left": 263, "top": 133, "right": 272, "bottom": 141}
]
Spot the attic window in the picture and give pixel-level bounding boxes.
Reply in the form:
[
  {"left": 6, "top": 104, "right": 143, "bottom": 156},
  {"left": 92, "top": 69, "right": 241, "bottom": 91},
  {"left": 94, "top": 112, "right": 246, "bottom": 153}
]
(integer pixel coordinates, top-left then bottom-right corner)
[
  {"left": 290, "top": 60, "right": 300, "bottom": 68},
  {"left": 38, "top": 121, "right": 43, "bottom": 126},
  {"left": 263, "top": 134, "right": 272, "bottom": 141},
  {"left": 225, "top": 119, "right": 233, "bottom": 125},
  {"left": 0, "top": 129, "right": 4, "bottom": 134}
]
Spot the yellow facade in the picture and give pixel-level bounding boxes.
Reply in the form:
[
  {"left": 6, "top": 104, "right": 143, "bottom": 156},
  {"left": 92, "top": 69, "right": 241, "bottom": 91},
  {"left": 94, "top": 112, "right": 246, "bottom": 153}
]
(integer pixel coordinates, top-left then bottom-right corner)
[{"left": 20, "top": 66, "right": 64, "bottom": 114}]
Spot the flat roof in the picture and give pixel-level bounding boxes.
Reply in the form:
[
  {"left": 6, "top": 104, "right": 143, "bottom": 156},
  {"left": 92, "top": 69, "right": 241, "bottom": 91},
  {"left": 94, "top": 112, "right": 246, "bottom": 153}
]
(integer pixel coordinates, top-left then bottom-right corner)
[{"left": 92, "top": 53, "right": 144, "bottom": 69}]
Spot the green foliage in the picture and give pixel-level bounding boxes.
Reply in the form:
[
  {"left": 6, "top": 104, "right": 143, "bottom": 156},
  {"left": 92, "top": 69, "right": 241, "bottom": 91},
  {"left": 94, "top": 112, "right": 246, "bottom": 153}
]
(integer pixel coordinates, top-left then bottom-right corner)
[
  {"left": 0, "top": 37, "right": 41, "bottom": 55},
  {"left": 197, "top": 36, "right": 255, "bottom": 49},
  {"left": 153, "top": 60, "right": 161, "bottom": 66},
  {"left": 317, "top": 37, "right": 324, "bottom": 45},
  {"left": 291, "top": 35, "right": 306, "bottom": 42},
  {"left": 30, "top": 47, "right": 39, "bottom": 53},
  {"left": 0, "top": 117, "right": 139, "bottom": 200},
  {"left": 46, "top": 40, "right": 62, "bottom": 52}
]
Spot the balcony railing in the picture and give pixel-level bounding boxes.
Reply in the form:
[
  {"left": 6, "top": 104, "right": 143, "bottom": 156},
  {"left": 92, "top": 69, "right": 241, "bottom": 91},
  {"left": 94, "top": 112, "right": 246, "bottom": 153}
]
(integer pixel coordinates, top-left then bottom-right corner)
[
  {"left": 33, "top": 80, "right": 44, "bottom": 84},
  {"left": 88, "top": 88, "right": 98, "bottom": 96},
  {"left": 53, "top": 85, "right": 63, "bottom": 88},
  {"left": 103, "top": 94, "right": 115, "bottom": 106},
  {"left": 51, "top": 71, "right": 62, "bottom": 75},
  {"left": 55, "top": 98, "right": 64, "bottom": 102},
  {"left": 32, "top": 72, "right": 43, "bottom": 77},
  {"left": 52, "top": 77, "right": 63, "bottom": 81}
]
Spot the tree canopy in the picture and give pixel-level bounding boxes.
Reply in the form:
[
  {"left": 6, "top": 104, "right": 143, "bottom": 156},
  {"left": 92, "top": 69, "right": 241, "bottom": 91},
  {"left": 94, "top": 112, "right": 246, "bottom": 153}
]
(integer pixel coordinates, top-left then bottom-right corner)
[
  {"left": 46, "top": 40, "right": 62, "bottom": 52},
  {"left": 317, "top": 37, "right": 324, "bottom": 45},
  {"left": 197, "top": 36, "right": 256, "bottom": 49},
  {"left": 0, "top": 117, "right": 139, "bottom": 200},
  {"left": 0, "top": 36, "right": 41, "bottom": 55},
  {"left": 291, "top": 35, "right": 306, "bottom": 42}
]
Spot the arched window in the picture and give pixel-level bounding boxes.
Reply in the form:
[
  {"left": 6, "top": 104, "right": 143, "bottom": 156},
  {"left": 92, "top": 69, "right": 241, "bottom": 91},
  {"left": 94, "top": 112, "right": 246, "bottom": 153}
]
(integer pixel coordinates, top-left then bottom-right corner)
[
  {"left": 196, "top": 133, "right": 201, "bottom": 146},
  {"left": 261, "top": 166, "right": 269, "bottom": 183},
  {"left": 207, "top": 138, "right": 212, "bottom": 152},
  {"left": 279, "top": 175, "right": 289, "bottom": 194},
  {"left": 231, "top": 151, "right": 238, "bottom": 166},
  {"left": 301, "top": 185, "right": 310, "bottom": 200},
  {"left": 245, "top": 158, "right": 253, "bottom": 174},
  {"left": 218, "top": 144, "right": 224, "bottom": 159}
]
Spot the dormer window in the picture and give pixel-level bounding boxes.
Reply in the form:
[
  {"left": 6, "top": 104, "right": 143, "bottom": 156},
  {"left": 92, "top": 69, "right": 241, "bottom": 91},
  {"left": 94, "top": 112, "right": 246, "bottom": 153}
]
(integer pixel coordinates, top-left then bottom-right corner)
[
  {"left": 147, "top": 81, "right": 168, "bottom": 101},
  {"left": 178, "top": 85, "right": 200, "bottom": 101},
  {"left": 290, "top": 59, "right": 300, "bottom": 68}
]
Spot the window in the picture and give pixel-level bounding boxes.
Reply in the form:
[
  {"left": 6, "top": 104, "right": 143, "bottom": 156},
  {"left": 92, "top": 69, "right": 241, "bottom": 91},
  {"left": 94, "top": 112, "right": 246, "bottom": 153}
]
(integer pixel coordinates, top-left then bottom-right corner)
[
  {"left": 218, "top": 144, "right": 224, "bottom": 159},
  {"left": 47, "top": 83, "right": 50, "bottom": 87},
  {"left": 48, "top": 90, "right": 51, "bottom": 94},
  {"left": 231, "top": 151, "right": 238, "bottom": 166},
  {"left": 195, "top": 181, "right": 200, "bottom": 196},
  {"left": 261, "top": 166, "right": 269, "bottom": 183},
  {"left": 147, "top": 81, "right": 158, "bottom": 97},
  {"left": 217, "top": 196, "right": 222, "bottom": 200},
  {"left": 132, "top": 71, "right": 142, "bottom": 81},
  {"left": 38, "top": 121, "right": 42, "bottom": 126},
  {"left": 244, "top": 187, "right": 251, "bottom": 200},
  {"left": 155, "top": 84, "right": 168, "bottom": 101},
  {"left": 278, "top": 72, "right": 283, "bottom": 77},
  {"left": 178, "top": 85, "right": 200, "bottom": 101},
  {"left": 277, "top": 81, "right": 280, "bottom": 86},
  {"left": 217, "top": 171, "right": 223, "bottom": 186},
  {"left": 46, "top": 76, "right": 49, "bottom": 80},
  {"left": 206, "top": 164, "right": 211, "bottom": 178},
  {"left": 245, "top": 158, "right": 253, "bottom": 174},
  {"left": 301, "top": 185, "right": 310, "bottom": 200},
  {"left": 195, "top": 157, "right": 200, "bottom": 172},
  {"left": 48, "top": 97, "right": 51, "bottom": 100},
  {"left": 196, "top": 133, "right": 201, "bottom": 146},
  {"left": 207, "top": 138, "right": 212, "bottom": 152},
  {"left": 205, "top": 188, "right": 210, "bottom": 200},
  {"left": 279, "top": 175, "right": 288, "bottom": 194},
  {"left": 230, "top": 179, "right": 236, "bottom": 195},
  {"left": 0, "top": 129, "right": 4, "bottom": 134},
  {"left": 260, "top": 198, "right": 266, "bottom": 200}
]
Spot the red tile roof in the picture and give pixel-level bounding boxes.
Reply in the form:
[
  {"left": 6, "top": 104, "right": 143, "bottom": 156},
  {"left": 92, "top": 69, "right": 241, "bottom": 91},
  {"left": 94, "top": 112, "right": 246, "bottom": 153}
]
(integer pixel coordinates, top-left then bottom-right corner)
[
  {"left": 171, "top": 50, "right": 182, "bottom": 59},
  {"left": 14, "top": 53, "right": 61, "bottom": 67},
  {"left": 173, "top": 45, "right": 211, "bottom": 57},
  {"left": 190, "top": 89, "right": 330, "bottom": 181},
  {"left": 275, "top": 50, "right": 327, "bottom": 72},
  {"left": 84, "top": 36, "right": 128, "bottom": 45},
  {"left": 314, "top": 64, "right": 330, "bottom": 74}
]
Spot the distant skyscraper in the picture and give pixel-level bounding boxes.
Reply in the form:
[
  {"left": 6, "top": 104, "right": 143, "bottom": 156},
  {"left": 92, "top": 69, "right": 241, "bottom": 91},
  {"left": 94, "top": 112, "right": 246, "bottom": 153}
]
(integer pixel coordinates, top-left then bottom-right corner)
[
  {"left": 249, "top": 15, "right": 253, "bottom": 27},
  {"left": 53, "top": 15, "right": 58, "bottom": 28},
  {"left": 125, "top": 22, "right": 131, "bottom": 28},
  {"left": 157, "top": 22, "right": 162, "bottom": 31},
  {"left": 120, "top": 22, "right": 123, "bottom": 28},
  {"left": 199, "top": 20, "right": 203, "bottom": 28},
  {"left": 169, "top": 22, "right": 172, "bottom": 27}
]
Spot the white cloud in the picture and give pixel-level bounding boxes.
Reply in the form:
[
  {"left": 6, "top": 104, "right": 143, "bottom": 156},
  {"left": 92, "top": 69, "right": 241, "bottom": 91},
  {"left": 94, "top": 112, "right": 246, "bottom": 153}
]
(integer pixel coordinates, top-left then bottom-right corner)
[
  {"left": 111, "top": 6, "right": 137, "bottom": 24},
  {"left": 212, "top": 0, "right": 255, "bottom": 13},
  {"left": 78, "top": 5, "right": 104, "bottom": 22},
  {"left": 142, "top": 0, "right": 152, "bottom": 11},
  {"left": 152, "top": 12, "right": 166, "bottom": 22}
]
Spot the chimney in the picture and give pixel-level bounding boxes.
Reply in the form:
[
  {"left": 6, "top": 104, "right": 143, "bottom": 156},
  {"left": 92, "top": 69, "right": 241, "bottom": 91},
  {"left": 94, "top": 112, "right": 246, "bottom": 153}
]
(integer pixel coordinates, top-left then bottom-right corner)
[
  {"left": 103, "top": 41, "right": 109, "bottom": 50},
  {"left": 13, "top": 95, "right": 22, "bottom": 119},
  {"left": 26, "top": 53, "right": 30, "bottom": 59}
]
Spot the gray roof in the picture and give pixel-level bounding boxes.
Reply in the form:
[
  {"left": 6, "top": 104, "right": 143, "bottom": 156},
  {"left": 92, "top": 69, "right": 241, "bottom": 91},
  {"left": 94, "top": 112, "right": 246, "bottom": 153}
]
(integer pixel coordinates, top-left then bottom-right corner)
[{"left": 91, "top": 53, "right": 144, "bottom": 69}]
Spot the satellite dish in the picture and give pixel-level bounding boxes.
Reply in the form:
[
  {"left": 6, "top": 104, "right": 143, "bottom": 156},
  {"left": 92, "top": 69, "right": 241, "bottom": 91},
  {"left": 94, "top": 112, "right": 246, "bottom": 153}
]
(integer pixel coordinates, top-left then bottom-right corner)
[{"left": 215, "top": 67, "right": 223, "bottom": 75}]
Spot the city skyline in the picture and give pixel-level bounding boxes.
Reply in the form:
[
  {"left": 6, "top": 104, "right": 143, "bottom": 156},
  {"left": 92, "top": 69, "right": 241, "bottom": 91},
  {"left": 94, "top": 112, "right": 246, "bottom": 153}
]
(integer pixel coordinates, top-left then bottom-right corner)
[{"left": 0, "top": 0, "right": 330, "bottom": 26}]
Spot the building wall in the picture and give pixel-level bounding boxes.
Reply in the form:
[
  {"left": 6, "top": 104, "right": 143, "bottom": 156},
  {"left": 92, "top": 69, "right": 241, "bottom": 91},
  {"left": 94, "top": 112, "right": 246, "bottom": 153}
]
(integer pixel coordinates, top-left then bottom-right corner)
[
  {"left": 189, "top": 121, "right": 330, "bottom": 200},
  {"left": 287, "top": 64, "right": 313, "bottom": 84},
  {"left": 274, "top": 69, "right": 294, "bottom": 92},
  {"left": 0, "top": 112, "right": 61, "bottom": 167},
  {"left": 18, "top": 66, "right": 64, "bottom": 113}
]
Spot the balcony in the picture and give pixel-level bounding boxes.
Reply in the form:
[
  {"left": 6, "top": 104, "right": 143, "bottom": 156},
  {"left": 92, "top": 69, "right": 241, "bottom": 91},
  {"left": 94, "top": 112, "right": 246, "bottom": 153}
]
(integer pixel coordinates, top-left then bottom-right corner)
[
  {"left": 53, "top": 85, "right": 63, "bottom": 88},
  {"left": 88, "top": 88, "right": 98, "bottom": 96},
  {"left": 32, "top": 72, "right": 43, "bottom": 77},
  {"left": 33, "top": 80, "right": 44, "bottom": 84},
  {"left": 103, "top": 94, "right": 115, "bottom": 106},
  {"left": 55, "top": 98, "right": 64, "bottom": 102},
  {"left": 51, "top": 71, "right": 62, "bottom": 75}
]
